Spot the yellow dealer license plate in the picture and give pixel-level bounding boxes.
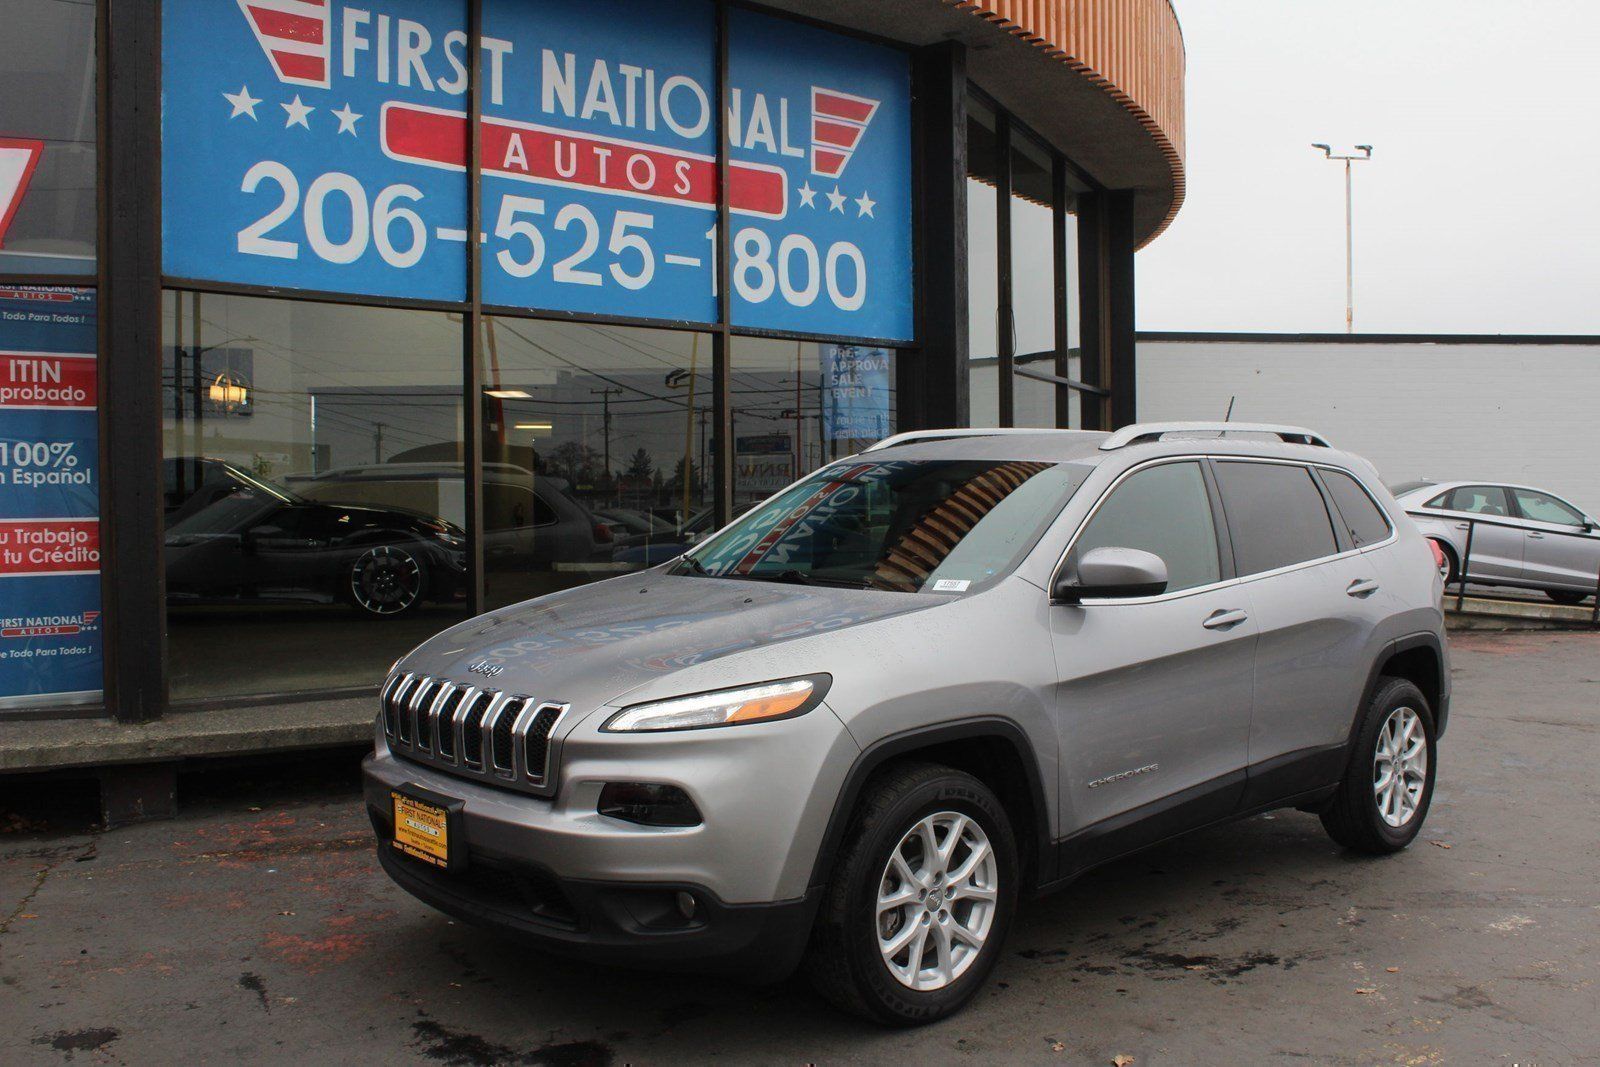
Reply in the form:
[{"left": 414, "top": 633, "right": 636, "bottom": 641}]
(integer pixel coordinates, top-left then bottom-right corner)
[{"left": 391, "top": 790, "right": 451, "bottom": 868}]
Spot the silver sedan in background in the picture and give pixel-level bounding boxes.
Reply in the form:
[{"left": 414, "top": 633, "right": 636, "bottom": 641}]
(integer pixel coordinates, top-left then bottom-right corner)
[{"left": 1391, "top": 480, "right": 1600, "bottom": 604}]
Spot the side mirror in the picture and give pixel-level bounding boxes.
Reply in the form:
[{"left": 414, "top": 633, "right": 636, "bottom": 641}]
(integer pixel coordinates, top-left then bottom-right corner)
[{"left": 1053, "top": 546, "right": 1169, "bottom": 603}]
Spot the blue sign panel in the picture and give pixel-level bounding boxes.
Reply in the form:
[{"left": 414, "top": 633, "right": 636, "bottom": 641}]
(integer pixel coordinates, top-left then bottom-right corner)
[
  {"left": 821, "top": 344, "right": 892, "bottom": 440},
  {"left": 161, "top": 1, "right": 912, "bottom": 340},
  {"left": 478, "top": 0, "right": 718, "bottom": 323},
  {"left": 0, "top": 286, "right": 102, "bottom": 710},
  {"left": 162, "top": 0, "right": 469, "bottom": 301},
  {"left": 727, "top": 10, "right": 913, "bottom": 342}
]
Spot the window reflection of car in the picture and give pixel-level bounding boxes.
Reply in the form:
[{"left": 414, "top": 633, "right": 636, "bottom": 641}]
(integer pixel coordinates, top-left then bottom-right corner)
[
  {"left": 163, "top": 458, "right": 466, "bottom": 618},
  {"left": 290, "top": 462, "right": 615, "bottom": 570},
  {"left": 593, "top": 506, "right": 675, "bottom": 550},
  {"left": 611, "top": 506, "right": 723, "bottom": 566}
]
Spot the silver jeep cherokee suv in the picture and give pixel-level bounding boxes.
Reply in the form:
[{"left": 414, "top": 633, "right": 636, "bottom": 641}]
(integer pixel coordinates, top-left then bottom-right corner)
[{"left": 364, "top": 422, "right": 1448, "bottom": 1025}]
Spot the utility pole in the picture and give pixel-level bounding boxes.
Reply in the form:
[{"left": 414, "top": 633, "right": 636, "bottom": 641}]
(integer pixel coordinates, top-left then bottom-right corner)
[
  {"left": 1311, "top": 143, "right": 1372, "bottom": 333},
  {"left": 590, "top": 387, "right": 621, "bottom": 480}
]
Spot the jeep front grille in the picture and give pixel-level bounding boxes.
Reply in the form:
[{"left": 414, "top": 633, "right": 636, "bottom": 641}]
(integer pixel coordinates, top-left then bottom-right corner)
[{"left": 380, "top": 673, "right": 568, "bottom": 796}]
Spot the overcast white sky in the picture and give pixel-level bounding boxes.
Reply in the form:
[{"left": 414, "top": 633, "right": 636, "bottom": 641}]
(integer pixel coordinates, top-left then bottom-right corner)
[{"left": 1137, "top": 0, "right": 1600, "bottom": 334}]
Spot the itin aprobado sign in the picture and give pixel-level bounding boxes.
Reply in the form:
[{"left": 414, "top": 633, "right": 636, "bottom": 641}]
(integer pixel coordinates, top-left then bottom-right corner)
[{"left": 162, "top": 0, "right": 912, "bottom": 342}]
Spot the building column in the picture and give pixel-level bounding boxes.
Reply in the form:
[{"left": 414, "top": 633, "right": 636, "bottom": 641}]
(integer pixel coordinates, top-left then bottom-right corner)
[
  {"left": 1075, "top": 190, "right": 1138, "bottom": 430},
  {"left": 100, "top": 0, "right": 166, "bottom": 723},
  {"left": 904, "top": 41, "right": 969, "bottom": 431}
]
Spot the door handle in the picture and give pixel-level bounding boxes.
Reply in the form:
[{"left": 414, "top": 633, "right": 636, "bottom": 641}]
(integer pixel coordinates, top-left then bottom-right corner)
[
  {"left": 1454, "top": 523, "right": 1470, "bottom": 530},
  {"left": 1346, "top": 578, "right": 1380, "bottom": 597},
  {"left": 1527, "top": 532, "right": 1545, "bottom": 540},
  {"left": 1202, "top": 609, "right": 1249, "bottom": 630}
]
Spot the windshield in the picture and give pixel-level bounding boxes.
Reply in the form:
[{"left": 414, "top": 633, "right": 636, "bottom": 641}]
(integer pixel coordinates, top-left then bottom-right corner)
[{"left": 682, "top": 458, "right": 1089, "bottom": 592}]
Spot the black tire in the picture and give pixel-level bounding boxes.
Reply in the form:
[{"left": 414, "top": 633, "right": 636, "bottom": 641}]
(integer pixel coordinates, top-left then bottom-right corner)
[
  {"left": 1321, "top": 677, "right": 1437, "bottom": 854},
  {"left": 1546, "top": 589, "right": 1591, "bottom": 607},
  {"left": 803, "top": 762, "right": 1018, "bottom": 1026},
  {"left": 348, "top": 543, "right": 428, "bottom": 618}
]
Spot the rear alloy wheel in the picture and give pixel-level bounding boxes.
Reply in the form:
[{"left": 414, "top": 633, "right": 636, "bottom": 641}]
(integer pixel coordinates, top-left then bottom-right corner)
[
  {"left": 1321, "top": 677, "right": 1437, "bottom": 853},
  {"left": 1546, "top": 589, "right": 1591, "bottom": 607},
  {"left": 1428, "top": 539, "right": 1457, "bottom": 583},
  {"left": 350, "top": 544, "right": 425, "bottom": 617},
  {"left": 804, "top": 763, "right": 1017, "bottom": 1026}
]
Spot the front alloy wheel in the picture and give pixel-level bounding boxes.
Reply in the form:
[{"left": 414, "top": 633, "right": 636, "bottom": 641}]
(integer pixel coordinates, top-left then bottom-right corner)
[
  {"left": 804, "top": 763, "right": 1017, "bottom": 1026},
  {"left": 876, "top": 812, "right": 999, "bottom": 991}
]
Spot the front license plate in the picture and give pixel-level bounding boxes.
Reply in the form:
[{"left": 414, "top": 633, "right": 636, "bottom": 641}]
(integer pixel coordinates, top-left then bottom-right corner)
[{"left": 391, "top": 790, "right": 452, "bottom": 869}]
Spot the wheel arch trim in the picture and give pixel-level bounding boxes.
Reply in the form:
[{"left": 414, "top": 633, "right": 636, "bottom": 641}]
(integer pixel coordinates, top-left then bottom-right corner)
[
  {"left": 1353, "top": 632, "right": 1449, "bottom": 745},
  {"left": 806, "top": 717, "right": 1055, "bottom": 895}
]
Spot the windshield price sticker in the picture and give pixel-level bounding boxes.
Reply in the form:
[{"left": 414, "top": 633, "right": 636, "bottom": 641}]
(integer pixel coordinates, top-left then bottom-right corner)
[{"left": 162, "top": 0, "right": 912, "bottom": 341}]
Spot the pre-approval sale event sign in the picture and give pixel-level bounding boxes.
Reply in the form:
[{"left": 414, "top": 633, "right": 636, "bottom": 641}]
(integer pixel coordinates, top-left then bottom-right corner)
[
  {"left": 161, "top": 0, "right": 912, "bottom": 341},
  {"left": 0, "top": 287, "right": 102, "bottom": 710}
]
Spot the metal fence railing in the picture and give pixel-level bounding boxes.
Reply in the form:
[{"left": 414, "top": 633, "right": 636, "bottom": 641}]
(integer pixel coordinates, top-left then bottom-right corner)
[{"left": 1437, "top": 514, "right": 1600, "bottom": 628}]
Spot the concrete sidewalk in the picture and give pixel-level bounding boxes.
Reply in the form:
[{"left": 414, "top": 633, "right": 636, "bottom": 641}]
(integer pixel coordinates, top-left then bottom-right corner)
[{"left": 2, "top": 630, "right": 1597, "bottom": 1064}]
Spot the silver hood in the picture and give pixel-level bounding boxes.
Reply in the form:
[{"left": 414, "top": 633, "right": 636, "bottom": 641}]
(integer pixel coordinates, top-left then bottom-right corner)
[{"left": 394, "top": 570, "right": 937, "bottom": 719}]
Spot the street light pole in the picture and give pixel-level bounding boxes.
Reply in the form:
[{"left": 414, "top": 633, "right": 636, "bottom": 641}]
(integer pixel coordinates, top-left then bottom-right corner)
[{"left": 1311, "top": 143, "right": 1372, "bottom": 333}]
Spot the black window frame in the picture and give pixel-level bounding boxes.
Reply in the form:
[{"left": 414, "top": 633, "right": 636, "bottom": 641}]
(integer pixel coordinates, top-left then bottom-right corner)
[
  {"left": 1052, "top": 456, "right": 1237, "bottom": 600},
  {"left": 1210, "top": 459, "right": 1345, "bottom": 579},
  {"left": 1315, "top": 465, "right": 1395, "bottom": 549}
]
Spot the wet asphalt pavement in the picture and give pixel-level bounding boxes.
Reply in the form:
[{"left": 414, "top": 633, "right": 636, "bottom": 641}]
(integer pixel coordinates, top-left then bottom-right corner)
[{"left": 2, "top": 629, "right": 1597, "bottom": 1064}]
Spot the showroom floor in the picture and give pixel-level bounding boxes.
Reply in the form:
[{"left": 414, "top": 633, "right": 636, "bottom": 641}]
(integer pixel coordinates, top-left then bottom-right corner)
[{"left": 2, "top": 630, "right": 1596, "bottom": 1064}]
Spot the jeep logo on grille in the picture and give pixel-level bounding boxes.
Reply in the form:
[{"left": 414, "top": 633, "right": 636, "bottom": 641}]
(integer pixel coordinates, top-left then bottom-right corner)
[{"left": 466, "top": 660, "right": 504, "bottom": 678}]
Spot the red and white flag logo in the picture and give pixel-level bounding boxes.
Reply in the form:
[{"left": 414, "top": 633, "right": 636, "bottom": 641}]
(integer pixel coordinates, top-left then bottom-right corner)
[
  {"left": 237, "top": 0, "right": 332, "bottom": 89},
  {"left": 0, "top": 138, "right": 43, "bottom": 250},
  {"left": 810, "top": 88, "right": 878, "bottom": 179}
]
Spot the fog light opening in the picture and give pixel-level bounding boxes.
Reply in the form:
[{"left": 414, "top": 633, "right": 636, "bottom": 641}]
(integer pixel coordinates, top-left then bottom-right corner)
[
  {"left": 675, "top": 890, "right": 698, "bottom": 920},
  {"left": 597, "top": 782, "right": 703, "bottom": 827}
]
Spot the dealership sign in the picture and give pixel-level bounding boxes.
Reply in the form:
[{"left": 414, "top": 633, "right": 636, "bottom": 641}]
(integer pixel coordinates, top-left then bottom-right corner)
[
  {"left": 163, "top": 0, "right": 912, "bottom": 341},
  {"left": 0, "top": 287, "right": 102, "bottom": 711}
]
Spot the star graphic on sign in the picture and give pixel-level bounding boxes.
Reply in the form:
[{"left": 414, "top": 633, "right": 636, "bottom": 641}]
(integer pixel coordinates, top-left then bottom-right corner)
[
  {"left": 281, "top": 94, "right": 314, "bottom": 129},
  {"left": 797, "top": 181, "right": 817, "bottom": 209},
  {"left": 331, "top": 103, "right": 363, "bottom": 136},
  {"left": 222, "top": 85, "right": 260, "bottom": 120},
  {"left": 826, "top": 186, "right": 847, "bottom": 213},
  {"left": 854, "top": 190, "right": 876, "bottom": 218}
]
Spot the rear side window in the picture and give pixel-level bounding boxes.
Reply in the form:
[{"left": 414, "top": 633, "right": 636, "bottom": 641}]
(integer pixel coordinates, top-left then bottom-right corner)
[
  {"left": 1321, "top": 469, "right": 1393, "bottom": 547},
  {"left": 1445, "top": 485, "right": 1511, "bottom": 516},
  {"left": 1214, "top": 461, "right": 1339, "bottom": 575},
  {"left": 1074, "top": 461, "right": 1221, "bottom": 593}
]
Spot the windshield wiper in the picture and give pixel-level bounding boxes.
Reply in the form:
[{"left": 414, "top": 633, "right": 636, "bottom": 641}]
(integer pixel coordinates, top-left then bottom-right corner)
[{"left": 677, "top": 554, "right": 711, "bottom": 577}]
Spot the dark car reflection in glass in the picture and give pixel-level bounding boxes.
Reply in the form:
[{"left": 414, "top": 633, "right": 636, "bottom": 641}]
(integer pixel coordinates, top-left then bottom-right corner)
[{"left": 163, "top": 458, "right": 467, "bottom": 617}]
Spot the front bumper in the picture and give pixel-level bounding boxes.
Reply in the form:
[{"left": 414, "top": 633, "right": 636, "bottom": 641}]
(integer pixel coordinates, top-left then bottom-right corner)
[
  {"left": 362, "top": 699, "right": 856, "bottom": 977},
  {"left": 370, "top": 822, "right": 817, "bottom": 981}
]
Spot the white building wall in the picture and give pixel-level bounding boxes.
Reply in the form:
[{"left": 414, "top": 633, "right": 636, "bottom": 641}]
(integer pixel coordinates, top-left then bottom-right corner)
[{"left": 1137, "top": 339, "right": 1600, "bottom": 514}]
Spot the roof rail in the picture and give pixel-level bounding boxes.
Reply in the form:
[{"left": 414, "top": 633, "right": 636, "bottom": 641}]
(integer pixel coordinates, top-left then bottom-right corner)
[
  {"left": 862, "top": 428, "right": 1089, "bottom": 453},
  {"left": 1098, "top": 422, "right": 1332, "bottom": 451}
]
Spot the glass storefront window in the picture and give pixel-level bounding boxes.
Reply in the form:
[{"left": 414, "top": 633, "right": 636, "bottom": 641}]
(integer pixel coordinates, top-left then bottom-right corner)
[
  {"left": 965, "top": 98, "right": 1000, "bottom": 428},
  {"left": 730, "top": 336, "right": 896, "bottom": 513},
  {"left": 1011, "top": 132, "right": 1056, "bottom": 428},
  {"left": 480, "top": 318, "right": 711, "bottom": 610},
  {"left": 161, "top": 292, "right": 466, "bottom": 700},
  {"left": 0, "top": 0, "right": 96, "bottom": 274}
]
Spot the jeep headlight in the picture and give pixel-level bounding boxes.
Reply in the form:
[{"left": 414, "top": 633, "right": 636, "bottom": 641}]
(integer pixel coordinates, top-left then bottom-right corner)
[{"left": 602, "top": 676, "right": 829, "bottom": 733}]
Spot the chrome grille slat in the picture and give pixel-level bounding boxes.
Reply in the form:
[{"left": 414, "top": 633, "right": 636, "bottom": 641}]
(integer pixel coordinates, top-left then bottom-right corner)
[
  {"left": 380, "top": 672, "right": 566, "bottom": 797},
  {"left": 425, "top": 682, "right": 456, "bottom": 757}
]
